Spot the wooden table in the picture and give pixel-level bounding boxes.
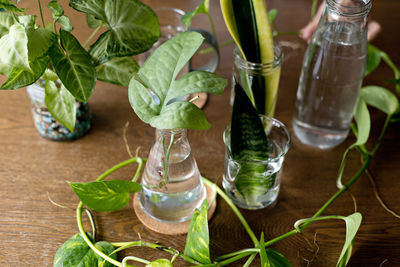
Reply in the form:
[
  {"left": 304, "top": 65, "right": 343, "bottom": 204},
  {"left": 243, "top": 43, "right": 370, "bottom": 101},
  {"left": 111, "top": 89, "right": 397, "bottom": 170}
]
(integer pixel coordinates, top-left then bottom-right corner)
[{"left": 1, "top": 1, "right": 399, "bottom": 266}]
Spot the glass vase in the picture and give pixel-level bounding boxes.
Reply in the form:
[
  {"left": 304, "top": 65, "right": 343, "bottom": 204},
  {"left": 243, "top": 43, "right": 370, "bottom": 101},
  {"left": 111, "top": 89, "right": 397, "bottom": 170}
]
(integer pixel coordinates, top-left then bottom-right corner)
[
  {"left": 139, "top": 128, "right": 206, "bottom": 223},
  {"left": 26, "top": 80, "right": 91, "bottom": 141},
  {"left": 232, "top": 43, "right": 282, "bottom": 117}
]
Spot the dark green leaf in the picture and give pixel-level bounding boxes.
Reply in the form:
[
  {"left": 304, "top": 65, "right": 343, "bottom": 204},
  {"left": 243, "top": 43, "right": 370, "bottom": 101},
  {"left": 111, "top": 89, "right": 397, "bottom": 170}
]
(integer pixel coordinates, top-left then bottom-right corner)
[
  {"left": 96, "top": 56, "right": 138, "bottom": 87},
  {"left": 181, "top": 0, "right": 209, "bottom": 29},
  {"left": 365, "top": 43, "right": 381, "bottom": 76},
  {"left": 265, "top": 248, "right": 292, "bottom": 267},
  {"left": 129, "top": 32, "right": 226, "bottom": 129},
  {"left": 54, "top": 233, "right": 117, "bottom": 267},
  {"left": 68, "top": 180, "right": 142, "bottom": 212},
  {"left": 268, "top": 9, "right": 278, "bottom": 24},
  {"left": 49, "top": 29, "right": 96, "bottom": 102},
  {"left": 86, "top": 14, "right": 101, "bottom": 29},
  {"left": 0, "top": 0, "right": 24, "bottom": 13},
  {"left": 45, "top": 80, "right": 76, "bottom": 132},
  {"left": 146, "top": 259, "right": 173, "bottom": 267},
  {"left": 184, "top": 200, "right": 211, "bottom": 264},
  {"left": 360, "top": 86, "right": 399, "bottom": 115},
  {"left": 28, "top": 28, "right": 57, "bottom": 60},
  {"left": 69, "top": 0, "right": 160, "bottom": 64}
]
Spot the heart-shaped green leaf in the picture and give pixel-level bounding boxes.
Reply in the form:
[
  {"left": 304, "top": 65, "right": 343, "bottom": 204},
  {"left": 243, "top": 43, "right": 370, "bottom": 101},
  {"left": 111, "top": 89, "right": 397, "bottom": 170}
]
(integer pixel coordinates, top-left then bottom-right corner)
[
  {"left": 49, "top": 29, "right": 96, "bottom": 102},
  {"left": 48, "top": 0, "right": 73, "bottom": 31},
  {"left": 145, "top": 259, "right": 173, "bottom": 267},
  {"left": 68, "top": 180, "right": 142, "bottom": 212},
  {"left": 336, "top": 213, "right": 362, "bottom": 267},
  {"left": 360, "top": 86, "right": 400, "bottom": 115},
  {"left": 353, "top": 98, "right": 370, "bottom": 147},
  {"left": 184, "top": 200, "right": 211, "bottom": 264},
  {"left": 45, "top": 80, "right": 76, "bottom": 132},
  {"left": 129, "top": 31, "right": 226, "bottom": 130},
  {"left": 96, "top": 56, "right": 139, "bottom": 87},
  {"left": 69, "top": 0, "right": 160, "bottom": 64},
  {"left": 54, "top": 233, "right": 117, "bottom": 267},
  {"left": 365, "top": 43, "right": 381, "bottom": 76},
  {"left": 0, "top": 24, "right": 30, "bottom": 75}
]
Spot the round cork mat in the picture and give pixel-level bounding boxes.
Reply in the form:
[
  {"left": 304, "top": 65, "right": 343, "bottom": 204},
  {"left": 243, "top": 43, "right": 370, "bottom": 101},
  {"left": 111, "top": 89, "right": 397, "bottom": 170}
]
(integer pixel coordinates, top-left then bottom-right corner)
[
  {"left": 190, "top": 92, "right": 208, "bottom": 109},
  {"left": 133, "top": 184, "right": 216, "bottom": 235}
]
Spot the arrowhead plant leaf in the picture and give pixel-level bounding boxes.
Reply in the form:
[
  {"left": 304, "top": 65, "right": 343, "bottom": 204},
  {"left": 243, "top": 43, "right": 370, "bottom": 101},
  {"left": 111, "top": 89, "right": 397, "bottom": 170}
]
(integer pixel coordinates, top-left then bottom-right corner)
[
  {"left": 69, "top": 0, "right": 160, "bottom": 64},
  {"left": 96, "top": 56, "right": 139, "bottom": 87},
  {"left": 128, "top": 31, "right": 227, "bottom": 130}
]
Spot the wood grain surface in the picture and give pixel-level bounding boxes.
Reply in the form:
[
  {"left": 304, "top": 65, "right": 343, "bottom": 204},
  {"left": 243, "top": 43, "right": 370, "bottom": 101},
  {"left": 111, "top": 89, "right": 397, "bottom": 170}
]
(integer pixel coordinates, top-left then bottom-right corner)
[{"left": 1, "top": 0, "right": 400, "bottom": 266}]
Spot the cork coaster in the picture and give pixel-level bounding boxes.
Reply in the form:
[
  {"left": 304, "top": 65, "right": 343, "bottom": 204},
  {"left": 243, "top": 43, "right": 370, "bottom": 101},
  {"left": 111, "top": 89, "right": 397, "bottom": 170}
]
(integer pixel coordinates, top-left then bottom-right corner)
[
  {"left": 189, "top": 92, "right": 208, "bottom": 109},
  {"left": 133, "top": 184, "right": 217, "bottom": 235}
]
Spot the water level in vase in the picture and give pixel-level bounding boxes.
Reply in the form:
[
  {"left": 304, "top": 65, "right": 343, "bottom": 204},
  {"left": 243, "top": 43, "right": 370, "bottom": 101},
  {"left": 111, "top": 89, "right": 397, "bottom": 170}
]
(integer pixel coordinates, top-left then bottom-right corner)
[{"left": 139, "top": 152, "right": 206, "bottom": 223}]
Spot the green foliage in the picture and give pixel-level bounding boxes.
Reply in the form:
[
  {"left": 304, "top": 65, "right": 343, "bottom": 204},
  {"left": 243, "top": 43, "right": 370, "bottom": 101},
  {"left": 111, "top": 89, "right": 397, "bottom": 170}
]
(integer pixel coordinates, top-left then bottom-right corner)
[
  {"left": 181, "top": 0, "right": 210, "bottom": 29},
  {"left": 146, "top": 259, "right": 173, "bottom": 267},
  {"left": 53, "top": 233, "right": 116, "bottom": 267},
  {"left": 184, "top": 200, "right": 211, "bottom": 264},
  {"left": 129, "top": 31, "right": 226, "bottom": 130},
  {"left": 365, "top": 44, "right": 381, "bottom": 76},
  {"left": 49, "top": 29, "right": 96, "bottom": 103},
  {"left": 360, "top": 86, "right": 400, "bottom": 115},
  {"left": 0, "top": 0, "right": 24, "bottom": 13},
  {"left": 268, "top": 9, "right": 278, "bottom": 24},
  {"left": 68, "top": 180, "right": 141, "bottom": 212},
  {"left": 260, "top": 234, "right": 292, "bottom": 267},
  {"left": 45, "top": 80, "right": 76, "bottom": 132},
  {"left": 69, "top": 0, "right": 160, "bottom": 64},
  {"left": 96, "top": 56, "right": 139, "bottom": 87}
]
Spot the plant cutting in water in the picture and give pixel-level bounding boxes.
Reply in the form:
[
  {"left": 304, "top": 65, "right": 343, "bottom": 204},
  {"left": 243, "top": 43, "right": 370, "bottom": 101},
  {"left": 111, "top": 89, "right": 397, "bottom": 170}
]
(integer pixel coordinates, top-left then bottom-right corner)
[{"left": 0, "top": 0, "right": 160, "bottom": 131}]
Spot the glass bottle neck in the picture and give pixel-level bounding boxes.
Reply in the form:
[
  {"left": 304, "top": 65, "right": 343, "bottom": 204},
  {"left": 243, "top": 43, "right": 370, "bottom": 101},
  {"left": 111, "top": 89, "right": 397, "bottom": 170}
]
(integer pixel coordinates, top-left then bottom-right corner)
[
  {"left": 325, "top": 0, "right": 371, "bottom": 22},
  {"left": 156, "top": 128, "right": 187, "bottom": 141}
]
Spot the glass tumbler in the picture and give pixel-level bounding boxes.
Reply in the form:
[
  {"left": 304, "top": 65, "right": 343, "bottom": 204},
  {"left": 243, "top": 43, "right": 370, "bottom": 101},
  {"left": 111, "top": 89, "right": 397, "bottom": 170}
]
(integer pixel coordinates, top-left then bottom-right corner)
[{"left": 223, "top": 116, "right": 290, "bottom": 210}]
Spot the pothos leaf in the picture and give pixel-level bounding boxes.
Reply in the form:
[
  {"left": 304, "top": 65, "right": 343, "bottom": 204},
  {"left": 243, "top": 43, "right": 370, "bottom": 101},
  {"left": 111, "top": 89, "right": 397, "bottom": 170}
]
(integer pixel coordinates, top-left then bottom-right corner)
[
  {"left": 54, "top": 233, "right": 117, "bottom": 267},
  {"left": 365, "top": 43, "right": 381, "bottom": 76},
  {"left": 268, "top": 9, "right": 278, "bottom": 24},
  {"left": 96, "top": 56, "right": 139, "bottom": 87},
  {"left": 128, "top": 32, "right": 227, "bottom": 130},
  {"left": 69, "top": 0, "right": 160, "bottom": 64},
  {"left": 265, "top": 248, "right": 292, "bottom": 267},
  {"left": 68, "top": 180, "right": 142, "bottom": 212},
  {"left": 360, "top": 86, "right": 400, "bottom": 115},
  {"left": 49, "top": 29, "right": 96, "bottom": 102},
  {"left": 145, "top": 259, "right": 173, "bottom": 267},
  {"left": 45, "top": 80, "right": 76, "bottom": 132},
  {"left": 181, "top": 0, "right": 210, "bottom": 29},
  {"left": 184, "top": 200, "right": 211, "bottom": 264},
  {"left": 353, "top": 98, "right": 370, "bottom": 147}
]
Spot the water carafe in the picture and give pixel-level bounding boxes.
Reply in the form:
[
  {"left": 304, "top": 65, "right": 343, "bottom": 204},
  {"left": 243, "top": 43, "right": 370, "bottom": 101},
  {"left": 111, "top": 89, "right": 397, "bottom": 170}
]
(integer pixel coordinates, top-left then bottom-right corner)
[{"left": 293, "top": 0, "right": 371, "bottom": 149}]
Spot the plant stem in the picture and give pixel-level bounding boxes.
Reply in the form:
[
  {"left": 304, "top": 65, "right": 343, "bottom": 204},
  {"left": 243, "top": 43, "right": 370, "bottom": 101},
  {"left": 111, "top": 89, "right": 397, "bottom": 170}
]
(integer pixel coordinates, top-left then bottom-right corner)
[
  {"left": 202, "top": 178, "right": 259, "bottom": 246},
  {"left": 199, "top": 40, "right": 234, "bottom": 54},
  {"left": 37, "top": 0, "right": 45, "bottom": 28},
  {"left": 122, "top": 256, "right": 150, "bottom": 265},
  {"left": 311, "top": 0, "right": 319, "bottom": 21},
  {"left": 162, "top": 131, "right": 175, "bottom": 185},
  {"left": 243, "top": 253, "right": 257, "bottom": 267},
  {"left": 217, "top": 251, "right": 254, "bottom": 266},
  {"left": 215, "top": 248, "right": 259, "bottom": 261},
  {"left": 371, "top": 115, "right": 391, "bottom": 155},
  {"left": 96, "top": 157, "right": 141, "bottom": 182},
  {"left": 132, "top": 157, "right": 145, "bottom": 182},
  {"left": 83, "top": 22, "right": 104, "bottom": 49},
  {"left": 207, "top": 13, "right": 217, "bottom": 40}
]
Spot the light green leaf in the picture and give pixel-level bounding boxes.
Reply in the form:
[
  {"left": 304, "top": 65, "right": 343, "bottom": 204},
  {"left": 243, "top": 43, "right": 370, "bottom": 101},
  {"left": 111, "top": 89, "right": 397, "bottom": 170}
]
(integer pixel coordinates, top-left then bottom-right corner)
[
  {"left": 1, "top": 55, "right": 48, "bottom": 90},
  {"left": 360, "top": 86, "right": 400, "bottom": 115},
  {"left": 129, "top": 32, "right": 226, "bottom": 129},
  {"left": 268, "top": 9, "right": 278, "bottom": 24},
  {"left": 260, "top": 236, "right": 292, "bottom": 267},
  {"left": 69, "top": 0, "right": 160, "bottom": 64},
  {"left": 259, "top": 233, "right": 269, "bottom": 266},
  {"left": 86, "top": 13, "right": 101, "bottom": 29},
  {"left": 365, "top": 43, "right": 381, "bottom": 76},
  {"left": 57, "top": 15, "right": 73, "bottom": 32},
  {"left": 337, "top": 213, "right": 362, "bottom": 267},
  {"left": 353, "top": 98, "right": 370, "bottom": 147},
  {"left": 19, "top": 15, "right": 36, "bottom": 37},
  {"left": 96, "top": 56, "right": 138, "bottom": 87},
  {"left": 41, "top": 68, "right": 59, "bottom": 81},
  {"left": 68, "top": 180, "right": 142, "bottom": 212},
  {"left": 146, "top": 259, "right": 173, "bottom": 267},
  {"left": 149, "top": 101, "right": 211, "bottom": 130},
  {"left": 54, "top": 233, "right": 116, "bottom": 267},
  {"left": 49, "top": 29, "right": 96, "bottom": 102},
  {"left": 181, "top": 0, "right": 209, "bottom": 29},
  {"left": 184, "top": 200, "right": 211, "bottom": 264},
  {"left": 0, "top": 12, "right": 17, "bottom": 37},
  {"left": 45, "top": 80, "right": 76, "bottom": 132},
  {"left": 0, "top": 24, "right": 30, "bottom": 75},
  {"left": 166, "top": 70, "right": 227, "bottom": 103},
  {"left": 0, "top": 0, "right": 24, "bottom": 13},
  {"left": 48, "top": 0, "right": 64, "bottom": 18}
]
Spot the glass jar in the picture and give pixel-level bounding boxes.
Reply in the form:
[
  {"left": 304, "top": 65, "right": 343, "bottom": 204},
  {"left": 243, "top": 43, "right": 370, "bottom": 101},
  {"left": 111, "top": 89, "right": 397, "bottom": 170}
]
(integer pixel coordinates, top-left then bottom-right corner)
[
  {"left": 232, "top": 43, "right": 282, "bottom": 117},
  {"left": 223, "top": 116, "right": 290, "bottom": 210},
  {"left": 26, "top": 80, "right": 91, "bottom": 141},
  {"left": 293, "top": 0, "right": 371, "bottom": 149},
  {"left": 139, "top": 128, "right": 206, "bottom": 222}
]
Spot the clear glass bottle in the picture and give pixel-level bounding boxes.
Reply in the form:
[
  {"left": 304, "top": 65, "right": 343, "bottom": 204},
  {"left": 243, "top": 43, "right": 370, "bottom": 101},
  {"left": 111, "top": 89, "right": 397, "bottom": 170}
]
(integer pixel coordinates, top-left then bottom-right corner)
[
  {"left": 26, "top": 80, "right": 91, "bottom": 141},
  {"left": 293, "top": 0, "right": 371, "bottom": 149},
  {"left": 139, "top": 128, "right": 206, "bottom": 223}
]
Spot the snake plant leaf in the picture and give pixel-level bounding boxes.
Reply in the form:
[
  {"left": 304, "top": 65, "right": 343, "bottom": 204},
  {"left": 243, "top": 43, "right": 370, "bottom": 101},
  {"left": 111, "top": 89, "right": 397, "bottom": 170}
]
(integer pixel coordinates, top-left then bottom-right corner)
[
  {"left": 184, "top": 200, "right": 211, "bottom": 264},
  {"left": 96, "top": 56, "right": 139, "bottom": 87},
  {"left": 149, "top": 101, "right": 211, "bottom": 130},
  {"left": 365, "top": 43, "right": 381, "bottom": 76},
  {"left": 49, "top": 29, "right": 96, "bottom": 102},
  {"left": 54, "top": 233, "right": 116, "bottom": 267},
  {"left": 129, "top": 32, "right": 226, "bottom": 130},
  {"left": 360, "top": 86, "right": 400, "bottom": 115},
  {"left": 0, "top": 0, "right": 24, "bottom": 13},
  {"left": 45, "top": 80, "right": 76, "bottom": 132},
  {"left": 146, "top": 259, "right": 173, "bottom": 267},
  {"left": 0, "top": 24, "right": 30, "bottom": 75},
  {"left": 181, "top": 0, "right": 209, "bottom": 29},
  {"left": 68, "top": 180, "right": 142, "bottom": 212},
  {"left": 69, "top": 0, "right": 160, "bottom": 64}
]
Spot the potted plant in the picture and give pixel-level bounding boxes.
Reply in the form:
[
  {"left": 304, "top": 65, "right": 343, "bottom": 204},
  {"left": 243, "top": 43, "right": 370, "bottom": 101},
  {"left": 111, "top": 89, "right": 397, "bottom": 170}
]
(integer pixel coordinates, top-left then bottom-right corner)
[{"left": 0, "top": 0, "right": 160, "bottom": 140}]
